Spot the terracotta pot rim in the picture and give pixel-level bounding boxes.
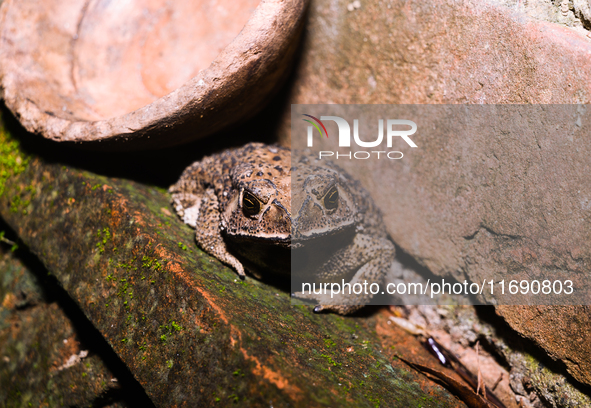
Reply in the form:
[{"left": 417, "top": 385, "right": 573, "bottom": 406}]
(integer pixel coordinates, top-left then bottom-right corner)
[{"left": 0, "top": 0, "right": 308, "bottom": 150}]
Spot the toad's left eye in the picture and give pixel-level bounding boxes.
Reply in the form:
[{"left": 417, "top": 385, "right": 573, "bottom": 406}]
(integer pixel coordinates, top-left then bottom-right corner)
[
  {"left": 324, "top": 186, "right": 339, "bottom": 210},
  {"left": 242, "top": 191, "right": 261, "bottom": 216}
]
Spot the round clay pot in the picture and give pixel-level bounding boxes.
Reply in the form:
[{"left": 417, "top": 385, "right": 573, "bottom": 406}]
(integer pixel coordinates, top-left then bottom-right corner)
[{"left": 0, "top": 0, "right": 307, "bottom": 150}]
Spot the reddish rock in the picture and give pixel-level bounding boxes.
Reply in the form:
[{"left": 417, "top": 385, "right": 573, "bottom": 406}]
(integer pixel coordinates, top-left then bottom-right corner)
[
  {"left": 278, "top": 0, "right": 591, "bottom": 387},
  {"left": 497, "top": 305, "right": 591, "bottom": 386}
]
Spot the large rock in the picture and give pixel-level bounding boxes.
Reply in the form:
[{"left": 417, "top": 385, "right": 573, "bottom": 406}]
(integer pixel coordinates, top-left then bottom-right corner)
[
  {"left": 277, "top": 0, "right": 591, "bottom": 387},
  {"left": 0, "top": 0, "right": 308, "bottom": 149}
]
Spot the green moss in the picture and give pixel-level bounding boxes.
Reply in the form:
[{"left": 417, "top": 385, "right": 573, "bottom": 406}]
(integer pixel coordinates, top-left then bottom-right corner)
[
  {"left": 170, "top": 321, "right": 183, "bottom": 332},
  {"left": 8, "top": 183, "right": 35, "bottom": 216},
  {"left": 365, "top": 394, "right": 380, "bottom": 408},
  {"left": 320, "top": 354, "right": 341, "bottom": 367},
  {"left": 95, "top": 228, "right": 111, "bottom": 254},
  {"left": 324, "top": 338, "right": 336, "bottom": 348},
  {"left": 159, "top": 321, "right": 184, "bottom": 340},
  {"left": 0, "top": 115, "right": 30, "bottom": 197},
  {"left": 142, "top": 256, "right": 153, "bottom": 268}
]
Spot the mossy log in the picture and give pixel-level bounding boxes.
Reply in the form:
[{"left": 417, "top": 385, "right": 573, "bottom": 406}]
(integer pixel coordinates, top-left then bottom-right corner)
[{"left": 0, "top": 114, "right": 464, "bottom": 407}]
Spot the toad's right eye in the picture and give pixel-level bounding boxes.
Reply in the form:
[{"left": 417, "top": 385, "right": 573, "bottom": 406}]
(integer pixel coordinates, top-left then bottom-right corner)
[
  {"left": 242, "top": 191, "right": 261, "bottom": 216},
  {"left": 323, "top": 186, "right": 339, "bottom": 210}
]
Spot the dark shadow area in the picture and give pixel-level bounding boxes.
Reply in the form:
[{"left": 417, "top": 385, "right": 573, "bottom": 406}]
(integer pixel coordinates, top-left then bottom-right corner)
[
  {"left": 0, "top": 57, "right": 295, "bottom": 189},
  {"left": 0, "top": 216, "right": 156, "bottom": 408}
]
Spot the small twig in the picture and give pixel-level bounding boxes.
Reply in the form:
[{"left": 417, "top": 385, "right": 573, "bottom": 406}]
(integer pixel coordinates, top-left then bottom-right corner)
[
  {"left": 0, "top": 236, "right": 15, "bottom": 246},
  {"left": 476, "top": 341, "right": 486, "bottom": 400},
  {"left": 492, "top": 373, "right": 503, "bottom": 391},
  {"left": 0, "top": 231, "right": 18, "bottom": 251}
]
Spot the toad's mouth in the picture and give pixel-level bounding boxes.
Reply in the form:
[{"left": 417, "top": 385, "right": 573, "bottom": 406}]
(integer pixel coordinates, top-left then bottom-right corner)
[
  {"left": 225, "top": 234, "right": 292, "bottom": 277},
  {"left": 223, "top": 221, "right": 356, "bottom": 249},
  {"left": 223, "top": 232, "right": 292, "bottom": 248},
  {"left": 290, "top": 222, "right": 356, "bottom": 247}
]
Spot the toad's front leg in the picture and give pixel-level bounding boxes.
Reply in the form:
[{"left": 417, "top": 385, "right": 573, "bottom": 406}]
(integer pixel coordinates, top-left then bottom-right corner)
[
  {"left": 195, "top": 189, "right": 246, "bottom": 278},
  {"left": 293, "top": 234, "right": 395, "bottom": 315},
  {"left": 170, "top": 159, "right": 246, "bottom": 278}
]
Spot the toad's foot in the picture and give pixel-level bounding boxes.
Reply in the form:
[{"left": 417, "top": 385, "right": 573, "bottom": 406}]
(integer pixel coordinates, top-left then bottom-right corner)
[{"left": 291, "top": 291, "right": 363, "bottom": 315}]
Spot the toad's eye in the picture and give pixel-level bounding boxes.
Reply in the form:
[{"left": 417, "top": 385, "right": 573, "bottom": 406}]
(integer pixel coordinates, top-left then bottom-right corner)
[
  {"left": 242, "top": 191, "right": 261, "bottom": 216},
  {"left": 324, "top": 186, "right": 339, "bottom": 210}
]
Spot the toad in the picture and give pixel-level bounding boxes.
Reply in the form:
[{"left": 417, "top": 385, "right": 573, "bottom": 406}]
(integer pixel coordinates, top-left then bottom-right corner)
[{"left": 170, "top": 143, "right": 395, "bottom": 314}]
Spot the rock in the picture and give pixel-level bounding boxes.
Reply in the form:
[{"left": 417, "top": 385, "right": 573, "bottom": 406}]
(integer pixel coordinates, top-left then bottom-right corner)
[
  {"left": 0, "top": 0, "right": 307, "bottom": 150},
  {"left": 276, "top": 0, "right": 591, "bottom": 388},
  {"left": 0, "top": 237, "right": 152, "bottom": 407},
  {"left": 496, "top": 305, "right": 591, "bottom": 389},
  {"left": 0, "top": 111, "right": 465, "bottom": 407},
  {"left": 278, "top": 0, "right": 591, "bottom": 113}
]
